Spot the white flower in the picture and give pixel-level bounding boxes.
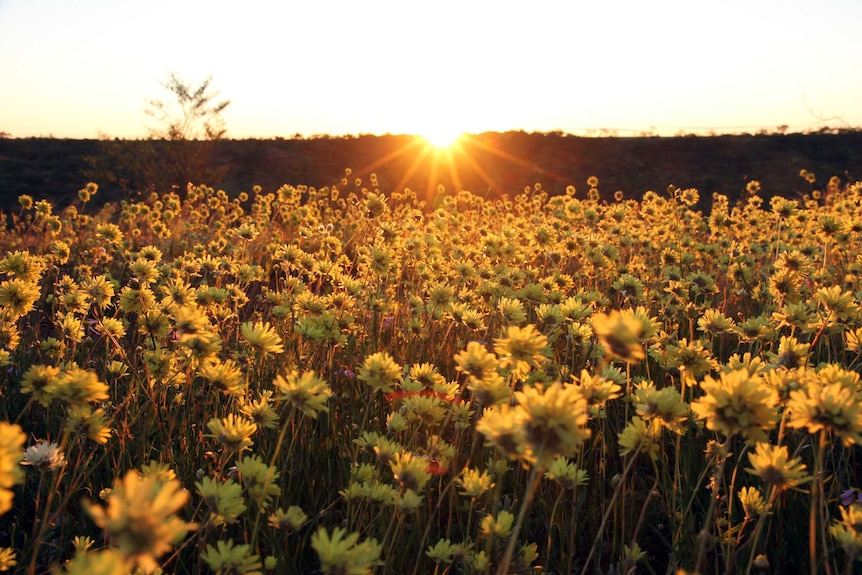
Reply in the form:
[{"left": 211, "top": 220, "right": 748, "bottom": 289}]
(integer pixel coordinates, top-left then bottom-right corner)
[{"left": 21, "top": 441, "right": 66, "bottom": 470}]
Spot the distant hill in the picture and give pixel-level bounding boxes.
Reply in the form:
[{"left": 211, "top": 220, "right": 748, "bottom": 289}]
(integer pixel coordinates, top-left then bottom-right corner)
[{"left": 2, "top": 131, "right": 861, "bottom": 212}]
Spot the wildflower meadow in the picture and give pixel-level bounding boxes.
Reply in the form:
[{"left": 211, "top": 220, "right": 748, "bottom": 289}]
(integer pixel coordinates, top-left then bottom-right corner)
[{"left": 1, "top": 170, "right": 862, "bottom": 575}]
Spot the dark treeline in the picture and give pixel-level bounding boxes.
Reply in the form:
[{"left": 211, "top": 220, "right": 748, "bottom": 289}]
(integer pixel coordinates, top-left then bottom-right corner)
[{"left": 2, "top": 130, "right": 862, "bottom": 212}]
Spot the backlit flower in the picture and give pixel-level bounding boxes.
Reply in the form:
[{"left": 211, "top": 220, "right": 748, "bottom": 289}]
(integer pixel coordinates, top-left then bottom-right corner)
[
  {"left": 207, "top": 414, "right": 257, "bottom": 454},
  {"left": 311, "top": 527, "right": 381, "bottom": 575},
  {"left": 591, "top": 309, "right": 645, "bottom": 364},
  {"left": 690, "top": 369, "right": 778, "bottom": 442},
  {"left": 240, "top": 321, "right": 284, "bottom": 356},
  {"left": 273, "top": 370, "right": 332, "bottom": 418},
  {"left": 196, "top": 477, "right": 246, "bottom": 525},
  {"left": 786, "top": 365, "right": 862, "bottom": 446},
  {"left": 391, "top": 451, "right": 432, "bottom": 492},
  {"left": 0, "top": 423, "right": 26, "bottom": 515},
  {"left": 236, "top": 454, "right": 281, "bottom": 508},
  {"left": 514, "top": 382, "right": 591, "bottom": 468},
  {"left": 200, "top": 540, "right": 262, "bottom": 575},
  {"left": 746, "top": 442, "right": 811, "bottom": 491},
  {"left": 493, "top": 324, "right": 549, "bottom": 376},
  {"left": 357, "top": 351, "right": 402, "bottom": 395},
  {"left": 85, "top": 470, "right": 196, "bottom": 573}
]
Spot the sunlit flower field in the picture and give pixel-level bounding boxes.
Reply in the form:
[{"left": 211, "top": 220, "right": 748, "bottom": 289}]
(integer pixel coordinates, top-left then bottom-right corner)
[{"left": 1, "top": 171, "right": 862, "bottom": 574}]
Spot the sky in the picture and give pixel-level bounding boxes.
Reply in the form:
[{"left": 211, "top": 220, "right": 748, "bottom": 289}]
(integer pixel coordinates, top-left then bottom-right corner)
[{"left": 1, "top": 0, "right": 861, "bottom": 140}]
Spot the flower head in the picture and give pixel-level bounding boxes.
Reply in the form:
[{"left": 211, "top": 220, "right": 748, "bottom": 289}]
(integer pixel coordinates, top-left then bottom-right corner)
[
  {"left": 591, "top": 309, "right": 645, "bottom": 364},
  {"left": 493, "top": 324, "right": 549, "bottom": 376},
  {"left": 786, "top": 365, "right": 862, "bottom": 446},
  {"left": 0, "top": 423, "right": 26, "bottom": 515},
  {"left": 746, "top": 442, "right": 812, "bottom": 491},
  {"left": 514, "top": 382, "right": 591, "bottom": 468},
  {"left": 207, "top": 414, "right": 257, "bottom": 454},
  {"left": 311, "top": 527, "right": 381, "bottom": 575},
  {"left": 21, "top": 441, "right": 66, "bottom": 470},
  {"left": 690, "top": 369, "right": 778, "bottom": 442},
  {"left": 240, "top": 321, "right": 284, "bottom": 356},
  {"left": 357, "top": 351, "right": 402, "bottom": 395},
  {"left": 85, "top": 470, "right": 196, "bottom": 573},
  {"left": 273, "top": 370, "right": 332, "bottom": 418},
  {"left": 200, "top": 540, "right": 262, "bottom": 575}
]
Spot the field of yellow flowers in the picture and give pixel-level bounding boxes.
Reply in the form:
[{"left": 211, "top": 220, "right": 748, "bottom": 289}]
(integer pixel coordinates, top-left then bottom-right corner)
[{"left": 1, "top": 171, "right": 862, "bottom": 575}]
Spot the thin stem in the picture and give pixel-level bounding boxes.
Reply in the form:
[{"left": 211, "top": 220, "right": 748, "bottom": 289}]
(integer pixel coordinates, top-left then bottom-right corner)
[
  {"left": 579, "top": 440, "right": 644, "bottom": 575},
  {"left": 495, "top": 465, "right": 541, "bottom": 575}
]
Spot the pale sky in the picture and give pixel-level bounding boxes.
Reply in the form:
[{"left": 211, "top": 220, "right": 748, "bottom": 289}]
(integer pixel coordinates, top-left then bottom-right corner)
[{"left": 1, "top": 0, "right": 860, "bottom": 140}]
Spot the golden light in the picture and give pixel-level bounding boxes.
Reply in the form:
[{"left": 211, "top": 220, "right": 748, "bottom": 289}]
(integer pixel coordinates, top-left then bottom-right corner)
[{"left": 421, "top": 128, "right": 466, "bottom": 150}]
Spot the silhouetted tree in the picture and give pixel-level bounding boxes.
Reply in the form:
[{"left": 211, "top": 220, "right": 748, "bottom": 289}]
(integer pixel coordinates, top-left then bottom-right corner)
[{"left": 86, "top": 74, "right": 230, "bottom": 196}]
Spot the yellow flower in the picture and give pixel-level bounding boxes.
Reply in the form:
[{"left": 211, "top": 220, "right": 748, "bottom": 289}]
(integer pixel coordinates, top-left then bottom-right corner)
[
  {"left": 196, "top": 477, "right": 246, "bottom": 524},
  {"left": 544, "top": 457, "right": 589, "bottom": 489},
  {"left": 0, "top": 547, "right": 16, "bottom": 572},
  {"left": 476, "top": 404, "right": 525, "bottom": 460},
  {"left": 738, "top": 486, "right": 767, "bottom": 519},
  {"left": 633, "top": 384, "right": 689, "bottom": 434},
  {"left": 207, "top": 414, "right": 257, "bottom": 454},
  {"left": 426, "top": 539, "right": 462, "bottom": 564},
  {"left": 20, "top": 364, "right": 60, "bottom": 407},
  {"left": 690, "top": 369, "right": 778, "bottom": 442},
  {"left": 514, "top": 382, "right": 591, "bottom": 468},
  {"left": 571, "top": 369, "right": 622, "bottom": 410},
  {"left": 81, "top": 275, "right": 115, "bottom": 310},
  {"left": 830, "top": 503, "right": 862, "bottom": 559},
  {"left": 357, "top": 351, "right": 402, "bottom": 395},
  {"left": 240, "top": 321, "right": 284, "bottom": 355},
  {"left": 846, "top": 327, "right": 862, "bottom": 355},
  {"left": 618, "top": 416, "right": 661, "bottom": 461},
  {"left": 457, "top": 467, "right": 495, "bottom": 498},
  {"left": 0, "top": 250, "right": 45, "bottom": 282},
  {"left": 236, "top": 455, "right": 281, "bottom": 508},
  {"left": 95, "top": 223, "right": 124, "bottom": 246},
  {"left": 85, "top": 470, "right": 196, "bottom": 573},
  {"left": 0, "top": 422, "right": 26, "bottom": 515},
  {"left": 56, "top": 549, "right": 131, "bottom": 575},
  {"left": 48, "top": 366, "right": 110, "bottom": 408},
  {"left": 0, "top": 278, "right": 40, "bottom": 318},
  {"left": 591, "top": 309, "right": 645, "bottom": 364},
  {"left": 268, "top": 505, "right": 307, "bottom": 531},
  {"left": 118, "top": 285, "right": 156, "bottom": 314},
  {"left": 746, "top": 442, "right": 812, "bottom": 491},
  {"left": 364, "top": 192, "right": 388, "bottom": 218},
  {"left": 786, "top": 365, "right": 862, "bottom": 446},
  {"left": 239, "top": 392, "right": 278, "bottom": 430},
  {"left": 467, "top": 371, "right": 510, "bottom": 407},
  {"left": 64, "top": 405, "right": 112, "bottom": 444},
  {"left": 697, "top": 308, "right": 736, "bottom": 336},
  {"left": 199, "top": 358, "right": 246, "bottom": 396},
  {"left": 493, "top": 324, "right": 549, "bottom": 376},
  {"left": 662, "top": 338, "right": 719, "bottom": 383},
  {"left": 200, "top": 540, "right": 262, "bottom": 575},
  {"left": 390, "top": 451, "right": 432, "bottom": 492},
  {"left": 311, "top": 526, "right": 382, "bottom": 575},
  {"left": 273, "top": 370, "right": 332, "bottom": 418},
  {"left": 768, "top": 335, "right": 811, "bottom": 370},
  {"left": 480, "top": 509, "right": 514, "bottom": 538}
]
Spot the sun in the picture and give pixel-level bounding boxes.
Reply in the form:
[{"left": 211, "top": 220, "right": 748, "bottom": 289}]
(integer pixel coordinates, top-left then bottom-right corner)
[{"left": 422, "top": 127, "right": 465, "bottom": 150}]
